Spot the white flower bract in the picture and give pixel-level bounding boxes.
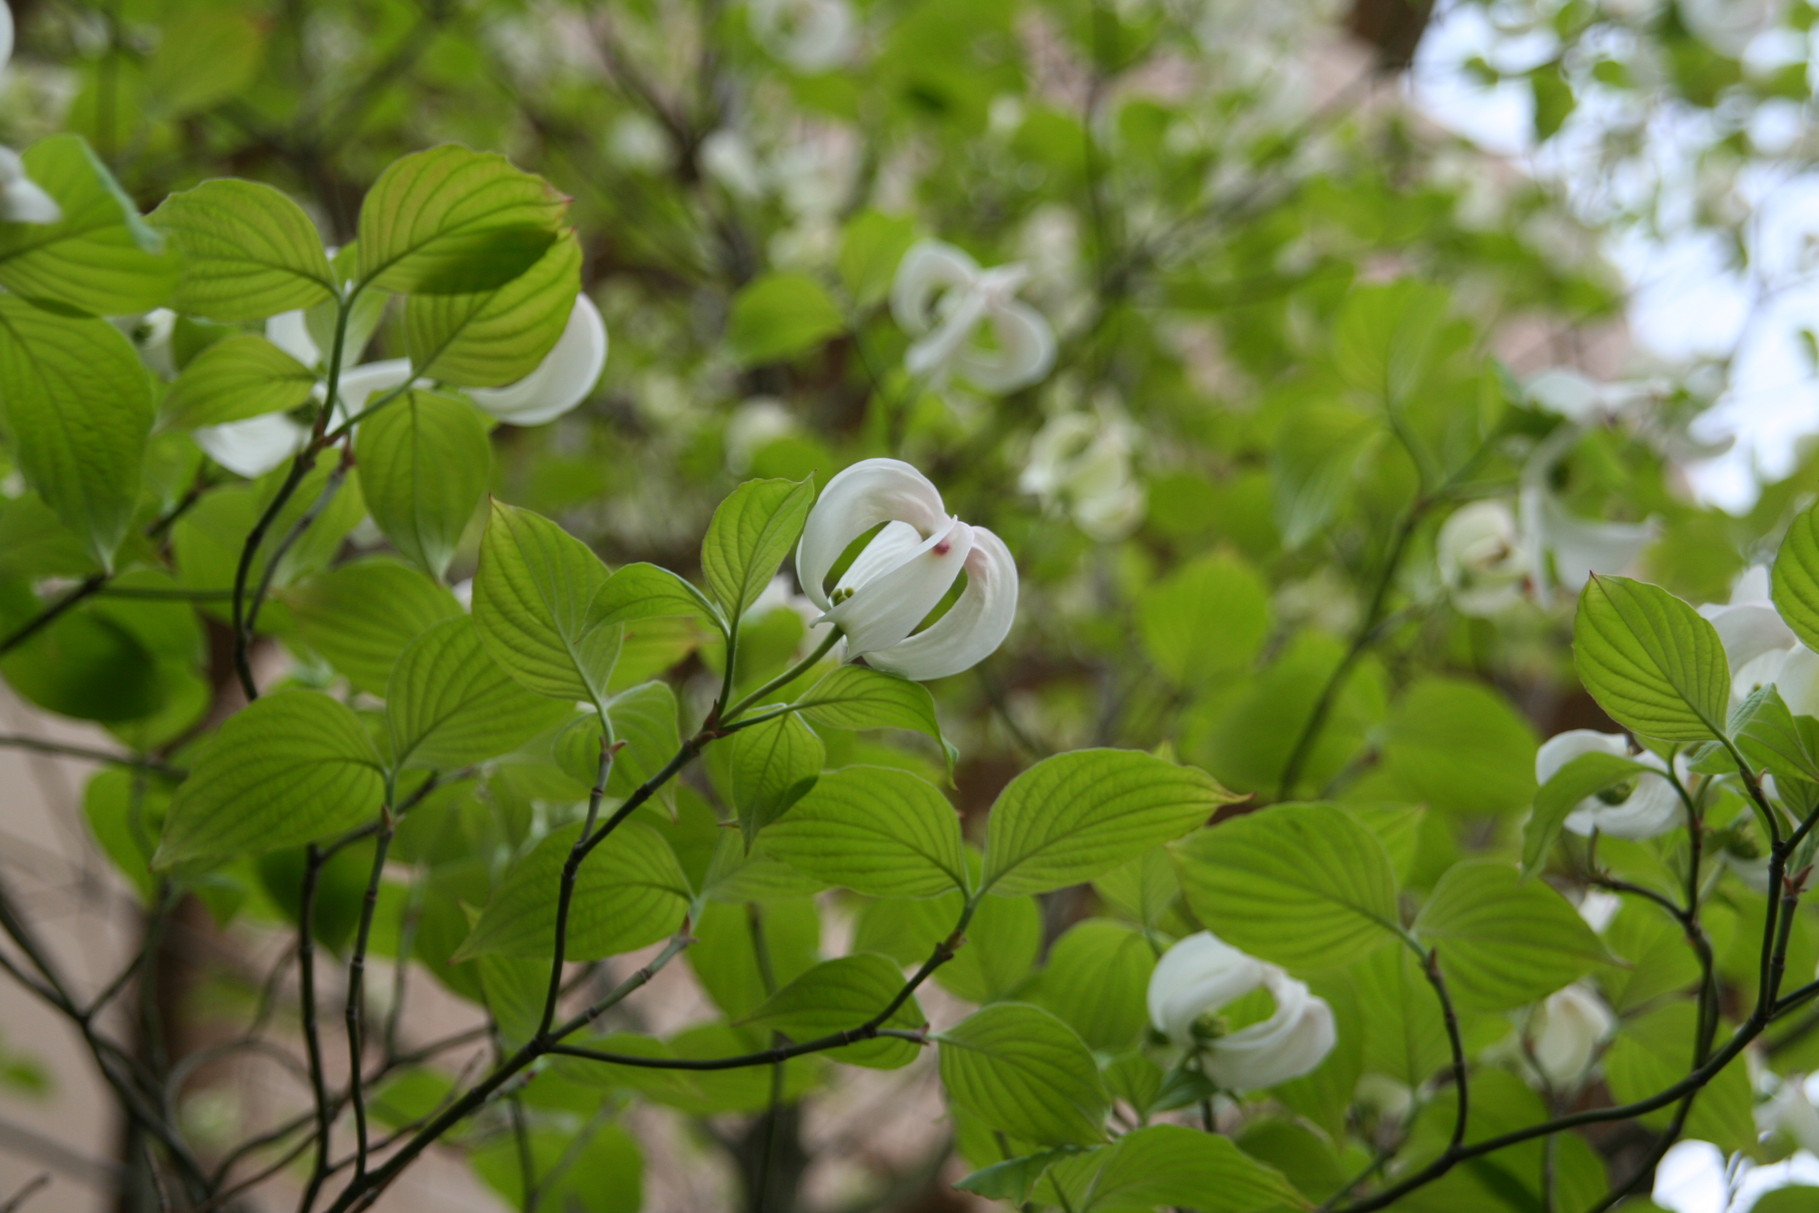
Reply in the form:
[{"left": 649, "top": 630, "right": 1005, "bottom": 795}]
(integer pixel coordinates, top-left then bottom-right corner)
[
  {"left": 795, "top": 458, "right": 1017, "bottom": 682},
  {"left": 1535, "top": 730, "right": 1681, "bottom": 840},
  {"left": 891, "top": 240, "right": 1055, "bottom": 395},
  {"left": 1147, "top": 931, "right": 1337, "bottom": 1091}
]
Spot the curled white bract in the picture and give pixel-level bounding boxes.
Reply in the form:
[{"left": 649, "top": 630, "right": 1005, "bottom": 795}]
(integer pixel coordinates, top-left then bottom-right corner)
[
  {"left": 1526, "top": 985, "right": 1614, "bottom": 1085},
  {"left": 747, "top": 0, "right": 855, "bottom": 73},
  {"left": 891, "top": 240, "right": 1055, "bottom": 394},
  {"left": 795, "top": 458, "right": 1017, "bottom": 682},
  {"left": 1437, "top": 500, "right": 1525, "bottom": 617},
  {"left": 1535, "top": 730, "right": 1681, "bottom": 840},
  {"left": 191, "top": 358, "right": 416, "bottom": 479},
  {"left": 1147, "top": 931, "right": 1337, "bottom": 1091},
  {"left": 1018, "top": 411, "right": 1144, "bottom": 541},
  {"left": 465, "top": 295, "right": 608, "bottom": 425}
]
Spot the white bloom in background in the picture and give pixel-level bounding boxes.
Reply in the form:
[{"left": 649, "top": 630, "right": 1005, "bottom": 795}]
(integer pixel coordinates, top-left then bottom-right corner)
[
  {"left": 608, "top": 113, "right": 670, "bottom": 172},
  {"left": 1536, "top": 730, "right": 1682, "bottom": 840},
  {"left": 1018, "top": 411, "right": 1145, "bottom": 541},
  {"left": 1526, "top": 985, "right": 1615, "bottom": 1085},
  {"left": 1147, "top": 931, "right": 1337, "bottom": 1091},
  {"left": 724, "top": 397, "right": 798, "bottom": 473},
  {"left": 891, "top": 240, "right": 1055, "bottom": 394},
  {"left": 1518, "top": 486, "right": 1657, "bottom": 605},
  {"left": 1437, "top": 501, "right": 1526, "bottom": 616},
  {"left": 795, "top": 458, "right": 1017, "bottom": 681},
  {"left": 194, "top": 294, "right": 606, "bottom": 477},
  {"left": 1578, "top": 890, "right": 1622, "bottom": 933},
  {"left": 1759, "top": 1075, "right": 1819, "bottom": 1154},
  {"left": 1679, "top": 0, "right": 1784, "bottom": 55},
  {"left": 700, "top": 130, "right": 765, "bottom": 199},
  {"left": 0, "top": 3, "right": 57, "bottom": 226},
  {"left": 747, "top": 0, "right": 855, "bottom": 73}
]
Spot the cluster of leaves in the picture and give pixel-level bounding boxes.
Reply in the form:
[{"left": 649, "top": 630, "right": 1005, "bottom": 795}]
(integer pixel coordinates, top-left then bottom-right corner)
[{"left": 3, "top": 1, "right": 1819, "bottom": 1213}]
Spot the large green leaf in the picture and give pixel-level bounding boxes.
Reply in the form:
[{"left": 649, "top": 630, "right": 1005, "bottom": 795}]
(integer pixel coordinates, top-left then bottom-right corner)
[
  {"left": 724, "top": 711, "right": 825, "bottom": 845},
  {"left": 794, "top": 664, "right": 948, "bottom": 756},
  {"left": 726, "top": 272, "right": 846, "bottom": 364},
  {"left": 1413, "top": 860, "right": 1611, "bottom": 1011},
  {"left": 0, "top": 136, "right": 179, "bottom": 315},
  {"left": 981, "top": 749, "right": 1237, "bottom": 896},
  {"left": 455, "top": 821, "right": 690, "bottom": 961},
  {"left": 472, "top": 1122, "right": 642, "bottom": 1213},
  {"left": 1574, "top": 575, "right": 1730, "bottom": 741},
  {"left": 1139, "top": 553, "right": 1272, "bottom": 686},
  {"left": 155, "top": 692, "right": 386, "bottom": 866},
  {"left": 855, "top": 888, "right": 1041, "bottom": 1004},
  {"left": 148, "top": 177, "right": 334, "bottom": 321},
  {"left": 357, "top": 146, "right": 567, "bottom": 294},
  {"left": 283, "top": 558, "right": 463, "bottom": 696},
  {"left": 1773, "top": 502, "right": 1819, "bottom": 653},
  {"left": 763, "top": 765, "right": 967, "bottom": 898},
  {"left": 1039, "top": 1124, "right": 1308, "bottom": 1213},
  {"left": 0, "top": 299, "right": 151, "bottom": 568},
  {"left": 1604, "top": 1001, "right": 1752, "bottom": 1151},
  {"left": 144, "top": 7, "right": 266, "bottom": 119},
  {"left": 356, "top": 390, "right": 492, "bottom": 579},
  {"left": 1174, "top": 804, "right": 1402, "bottom": 970},
  {"left": 473, "top": 501, "right": 619, "bottom": 705},
  {"left": 742, "top": 953, "right": 924, "bottom": 1068},
  {"left": 1027, "top": 920, "right": 1155, "bottom": 1053},
  {"left": 1375, "top": 677, "right": 1537, "bottom": 817},
  {"left": 159, "top": 334, "right": 317, "bottom": 429},
  {"left": 701, "top": 476, "right": 815, "bottom": 620},
  {"left": 385, "top": 616, "right": 572, "bottom": 770},
  {"left": 936, "top": 1003, "right": 1109, "bottom": 1147},
  {"left": 405, "top": 232, "right": 580, "bottom": 386},
  {"left": 590, "top": 562, "right": 723, "bottom": 630}
]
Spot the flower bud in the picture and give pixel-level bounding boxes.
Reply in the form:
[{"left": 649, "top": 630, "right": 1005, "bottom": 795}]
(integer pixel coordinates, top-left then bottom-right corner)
[{"left": 1526, "top": 985, "right": 1614, "bottom": 1085}]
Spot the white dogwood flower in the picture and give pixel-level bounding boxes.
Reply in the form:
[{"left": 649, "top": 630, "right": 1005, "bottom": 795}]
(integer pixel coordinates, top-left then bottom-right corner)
[
  {"left": 1437, "top": 501, "right": 1525, "bottom": 616},
  {"left": 193, "top": 295, "right": 606, "bottom": 477},
  {"left": 1535, "top": 730, "right": 1681, "bottom": 840},
  {"left": 747, "top": 0, "right": 855, "bottom": 73},
  {"left": 1147, "top": 931, "right": 1337, "bottom": 1091},
  {"left": 1526, "top": 984, "right": 1615, "bottom": 1085},
  {"left": 0, "top": 4, "right": 58, "bottom": 225},
  {"left": 1680, "top": 0, "right": 1784, "bottom": 55},
  {"left": 795, "top": 458, "right": 1017, "bottom": 681},
  {"left": 891, "top": 240, "right": 1055, "bottom": 394},
  {"left": 1018, "top": 411, "right": 1145, "bottom": 541}
]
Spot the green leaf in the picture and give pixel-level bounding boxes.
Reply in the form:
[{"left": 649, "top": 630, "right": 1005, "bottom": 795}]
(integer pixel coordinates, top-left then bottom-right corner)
[
  {"left": 159, "top": 335, "right": 317, "bottom": 429},
  {"left": 151, "top": 178, "right": 336, "bottom": 321},
  {"left": 284, "top": 558, "right": 463, "bottom": 696},
  {"left": 981, "top": 749, "right": 1237, "bottom": 896},
  {"left": 853, "top": 888, "right": 1040, "bottom": 1003},
  {"left": 763, "top": 765, "right": 966, "bottom": 897},
  {"left": 743, "top": 953, "right": 924, "bottom": 1068},
  {"left": 955, "top": 1150, "right": 1083, "bottom": 1202},
  {"left": 1139, "top": 553, "right": 1272, "bottom": 686},
  {"left": 472, "top": 1121, "right": 642, "bottom": 1213},
  {"left": 1272, "top": 404, "right": 1383, "bottom": 548},
  {"left": 795, "top": 665, "right": 949, "bottom": 757},
  {"left": 1040, "top": 1124, "right": 1309, "bottom": 1213},
  {"left": 1375, "top": 677, "right": 1538, "bottom": 817},
  {"left": 145, "top": 7, "right": 265, "bottom": 118},
  {"left": 0, "top": 299, "right": 151, "bottom": 568},
  {"left": 0, "top": 136, "right": 179, "bottom": 315},
  {"left": 405, "top": 232, "right": 581, "bottom": 386},
  {"left": 701, "top": 476, "right": 816, "bottom": 619},
  {"left": 936, "top": 1003, "right": 1109, "bottom": 1147},
  {"left": 473, "top": 501, "right": 619, "bottom": 705},
  {"left": 725, "top": 711, "right": 825, "bottom": 845},
  {"left": 1027, "top": 920, "right": 1156, "bottom": 1053},
  {"left": 357, "top": 390, "right": 492, "bottom": 579},
  {"left": 357, "top": 146, "right": 567, "bottom": 295},
  {"left": 455, "top": 821, "right": 690, "bottom": 961},
  {"left": 726, "top": 272, "right": 846, "bottom": 364},
  {"left": 1174, "top": 803, "right": 1402, "bottom": 970},
  {"left": 838, "top": 211, "right": 916, "bottom": 308},
  {"left": 1574, "top": 575, "right": 1730, "bottom": 742},
  {"left": 1414, "top": 860, "right": 1611, "bottom": 1011},
  {"left": 1774, "top": 502, "right": 1819, "bottom": 653},
  {"left": 155, "top": 692, "right": 385, "bottom": 866},
  {"left": 1604, "top": 1001, "right": 1752, "bottom": 1151},
  {"left": 385, "top": 617, "right": 572, "bottom": 770},
  {"left": 1522, "top": 750, "right": 1659, "bottom": 877},
  {"left": 1601, "top": 900, "right": 1701, "bottom": 1014},
  {"left": 591, "top": 562, "right": 723, "bottom": 630}
]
